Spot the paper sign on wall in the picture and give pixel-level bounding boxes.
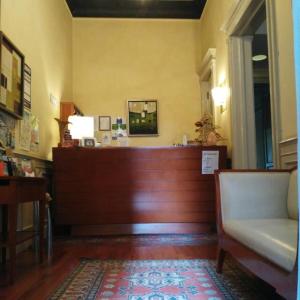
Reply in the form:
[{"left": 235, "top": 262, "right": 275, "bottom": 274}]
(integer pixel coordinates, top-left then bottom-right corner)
[{"left": 202, "top": 150, "right": 219, "bottom": 174}]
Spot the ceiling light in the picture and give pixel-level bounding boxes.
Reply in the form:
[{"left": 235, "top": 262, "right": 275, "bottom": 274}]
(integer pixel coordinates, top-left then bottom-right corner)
[{"left": 252, "top": 54, "right": 267, "bottom": 61}]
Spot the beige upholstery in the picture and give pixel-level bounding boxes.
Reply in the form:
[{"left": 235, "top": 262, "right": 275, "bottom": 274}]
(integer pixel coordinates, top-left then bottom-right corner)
[
  {"left": 219, "top": 172, "right": 290, "bottom": 221},
  {"left": 219, "top": 170, "right": 298, "bottom": 272},
  {"left": 287, "top": 170, "right": 298, "bottom": 220},
  {"left": 224, "top": 219, "right": 297, "bottom": 272}
]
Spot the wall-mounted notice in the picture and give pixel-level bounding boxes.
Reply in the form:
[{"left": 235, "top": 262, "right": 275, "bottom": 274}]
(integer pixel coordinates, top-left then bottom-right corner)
[
  {"left": 202, "top": 150, "right": 219, "bottom": 174},
  {"left": 24, "top": 64, "right": 31, "bottom": 111}
]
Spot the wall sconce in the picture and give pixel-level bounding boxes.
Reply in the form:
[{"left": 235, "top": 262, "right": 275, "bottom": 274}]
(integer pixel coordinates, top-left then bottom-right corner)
[{"left": 211, "top": 85, "right": 229, "bottom": 113}]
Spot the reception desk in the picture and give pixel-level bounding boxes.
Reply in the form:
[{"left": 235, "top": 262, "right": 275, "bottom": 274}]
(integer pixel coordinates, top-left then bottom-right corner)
[{"left": 53, "top": 146, "right": 227, "bottom": 235}]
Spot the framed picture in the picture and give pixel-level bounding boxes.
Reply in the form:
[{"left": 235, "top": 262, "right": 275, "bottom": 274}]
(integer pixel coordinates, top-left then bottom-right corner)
[
  {"left": 82, "top": 137, "right": 96, "bottom": 147},
  {"left": 99, "top": 116, "right": 111, "bottom": 131},
  {"left": 0, "top": 32, "right": 25, "bottom": 119},
  {"left": 23, "top": 64, "right": 31, "bottom": 111},
  {"left": 128, "top": 100, "right": 158, "bottom": 136}
]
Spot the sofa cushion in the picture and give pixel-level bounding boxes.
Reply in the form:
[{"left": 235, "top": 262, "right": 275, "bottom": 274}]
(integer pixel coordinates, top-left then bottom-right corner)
[
  {"left": 287, "top": 170, "right": 298, "bottom": 220},
  {"left": 219, "top": 172, "right": 290, "bottom": 221},
  {"left": 224, "top": 219, "right": 298, "bottom": 272}
]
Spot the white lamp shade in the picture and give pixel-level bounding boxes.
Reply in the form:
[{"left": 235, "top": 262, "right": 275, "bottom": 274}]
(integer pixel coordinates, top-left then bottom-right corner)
[{"left": 68, "top": 116, "right": 94, "bottom": 139}]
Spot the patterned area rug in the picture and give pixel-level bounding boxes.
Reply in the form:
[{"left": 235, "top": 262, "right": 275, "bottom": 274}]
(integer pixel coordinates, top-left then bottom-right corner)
[
  {"left": 49, "top": 259, "right": 275, "bottom": 300},
  {"left": 58, "top": 234, "right": 217, "bottom": 247}
]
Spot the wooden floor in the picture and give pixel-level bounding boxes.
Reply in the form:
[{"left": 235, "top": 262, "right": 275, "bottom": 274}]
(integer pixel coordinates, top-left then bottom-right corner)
[{"left": 0, "top": 236, "right": 217, "bottom": 300}]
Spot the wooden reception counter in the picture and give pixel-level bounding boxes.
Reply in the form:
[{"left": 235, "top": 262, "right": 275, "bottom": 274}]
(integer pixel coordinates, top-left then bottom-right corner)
[{"left": 53, "top": 146, "right": 227, "bottom": 235}]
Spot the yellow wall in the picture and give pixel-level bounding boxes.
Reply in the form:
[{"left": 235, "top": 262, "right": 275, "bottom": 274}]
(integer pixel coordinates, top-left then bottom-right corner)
[
  {"left": 197, "top": 0, "right": 235, "bottom": 156},
  {"left": 0, "top": 0, "right": 73, "bottom": 160},
  {"left": 73, "top": 19, "right": 201, "bottom": 146},
  {"left": 274, "top": 0, "right": 297, "bottom": 139},
  {"left": 0, "top": 0, "right": 296, "bottom": 155}
]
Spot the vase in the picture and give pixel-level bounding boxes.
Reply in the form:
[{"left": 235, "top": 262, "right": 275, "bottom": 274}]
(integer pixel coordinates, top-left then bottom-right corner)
[{"left": 206, "top": 131, "right": 217, "bottom": 146}]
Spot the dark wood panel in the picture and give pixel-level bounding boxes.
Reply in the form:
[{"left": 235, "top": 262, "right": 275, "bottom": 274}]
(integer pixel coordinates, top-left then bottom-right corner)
[
  {"left": 57, "top": 212, "right": 215, "bottom": 224},
  {"left": 54, "top": 181, "right": 215, "bottom": 193},
  {"left": 53, "top": 146, "right": 227, "bottom": 233},
  {"left": 71, "top": 223, "right": 214, "bottom": 235},
  {"left": 54, "top": 191, "right": 215, "bottom": 205},
  {"left": 55, "top": 170, "right": 213, "bottom": 183},
  {"left": 56, "top": 201, "right": 215, "bottom": 214}
]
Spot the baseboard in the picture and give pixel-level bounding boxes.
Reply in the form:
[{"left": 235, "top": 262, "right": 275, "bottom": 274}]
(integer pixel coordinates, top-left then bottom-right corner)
[{"left": 71, "top": 223, "right": 215, "bottom": 236}]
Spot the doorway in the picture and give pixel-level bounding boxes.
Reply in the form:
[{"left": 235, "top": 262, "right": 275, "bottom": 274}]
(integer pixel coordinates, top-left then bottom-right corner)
[
  {"left": 252, "top": 18, "right": 273, "bottom": 168},
  {"left": 224, "top": 0, "right": 280, "bottom": 168}
]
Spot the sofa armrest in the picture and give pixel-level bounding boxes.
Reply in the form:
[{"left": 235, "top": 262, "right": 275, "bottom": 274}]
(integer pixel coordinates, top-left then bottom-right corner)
[{"left": 217, "top": 171, "right": 290, "bottom": 222}]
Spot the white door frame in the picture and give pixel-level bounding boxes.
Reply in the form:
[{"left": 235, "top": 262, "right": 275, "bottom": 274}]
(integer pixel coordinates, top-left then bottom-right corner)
[{"left": 223, "top": 0, "right": 281, "bottom": 168}]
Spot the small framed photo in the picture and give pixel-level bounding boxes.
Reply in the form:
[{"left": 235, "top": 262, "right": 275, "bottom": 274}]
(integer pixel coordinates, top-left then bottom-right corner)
[
  {"left": 99, "top": 116, "right": 111, "bottom": 131},
  {"left": 82, "top": 137, "right": 96, "bottom": 147}
]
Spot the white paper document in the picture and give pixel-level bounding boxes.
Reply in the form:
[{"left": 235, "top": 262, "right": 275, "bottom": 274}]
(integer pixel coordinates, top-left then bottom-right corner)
[{"left": 202, "top": 151, "right": 219, "bottom": 174}]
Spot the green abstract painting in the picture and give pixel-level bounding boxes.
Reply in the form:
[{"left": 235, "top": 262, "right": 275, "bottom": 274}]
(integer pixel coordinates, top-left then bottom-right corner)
[{"left": 128, "top": 100, "right": 158, "bottom": 136}]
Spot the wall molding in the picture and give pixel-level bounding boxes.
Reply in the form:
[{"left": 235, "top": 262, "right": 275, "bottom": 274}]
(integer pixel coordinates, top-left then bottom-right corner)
[
  {"left": 228, "top": 36, "right": 257, "bottom": 168},
  {"left": 279, "top": 137, "right": 297, "bottom": 168},
  {"left": 198, "top": 48, "right": 217, "bottom": 121},
  {"left": 221, "top": 0, "right": 264, "bottom": 35},
  {"left": 265, "top": 0, "right": 281, "bottom": 168},
  {"left": 198, "top": 48, "right": 216, "bottom": 81}
]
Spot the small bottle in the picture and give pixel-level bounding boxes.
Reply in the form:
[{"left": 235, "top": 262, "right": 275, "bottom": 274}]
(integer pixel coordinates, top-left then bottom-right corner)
[{"left": 182, "top": 134, "right": 188, "bottom": 146}]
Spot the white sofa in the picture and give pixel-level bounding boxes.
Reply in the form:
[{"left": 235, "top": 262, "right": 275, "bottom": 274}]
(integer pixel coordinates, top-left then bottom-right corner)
[{"left": 215, "top": 169, "right": 298, "bottom": 300}]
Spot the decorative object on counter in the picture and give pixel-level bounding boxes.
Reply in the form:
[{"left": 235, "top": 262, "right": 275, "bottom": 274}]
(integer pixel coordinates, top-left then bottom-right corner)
[
  {"left": 0, "top": 111, "right": 16, "bottom": 149},
  {"left": 195, "top": 112, "right": 225, "bottom": 145},
  {"left": 182, "top": 134, "right": 188, "bottom": 146},
  {"left": 55, "top": 118, "right": 71, "bottom": 147},
  {"left": 101, "top": 132, "right": 111, "bottom": 145},
  {"left": 128, "top": 100, "right": 158, "bottom": 136},
  {"left": 23, "top": 64, "right": 31, "bottom": 111},
  {"left": 112, "top": 118, "right": 127, "bottom": 141},
  {"left": 118, "top": 136, "right": 129, "bottom": 147},
  {"left": 116, "top": 117, "right": 123, "bottom": 125},
  {"left": 99, "top": 116, "right": 111, "bottom": 131},
  {"left": 0, "top": 32, "right": 25, "bottom": 119},
  {"left": 82, "top": 137, "right": 96, "bottom": 147},
  {"left": 61, "top": 128, "right": 79, "bottom": 147}
]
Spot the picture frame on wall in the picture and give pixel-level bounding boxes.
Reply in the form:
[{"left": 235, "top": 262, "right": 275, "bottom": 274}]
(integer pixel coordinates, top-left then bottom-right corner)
[
  {"left": 99, "top": 116, "right": 111, "bottom": 131},
  {"left": 127, "top": 100, "right": 158, "bottom": 136},
  {"left": 0, "top": 31, "right": 25, "bottom": 119},
  {"left": 23, "top": 64, "right": 31, "bottom": 111}
]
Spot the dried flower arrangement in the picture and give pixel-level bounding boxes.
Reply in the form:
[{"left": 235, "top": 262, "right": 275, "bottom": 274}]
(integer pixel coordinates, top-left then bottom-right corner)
[{"left": 195, "top": 113, "right": 225, "bottom": 145}]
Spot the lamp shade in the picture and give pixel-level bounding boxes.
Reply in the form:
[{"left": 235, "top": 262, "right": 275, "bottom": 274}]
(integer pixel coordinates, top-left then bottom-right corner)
[{"left": 68, "top": 116, "right": 94, "bottom": 139}]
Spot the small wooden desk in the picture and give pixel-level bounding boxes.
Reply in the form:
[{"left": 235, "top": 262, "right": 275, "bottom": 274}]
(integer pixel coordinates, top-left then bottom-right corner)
[{"left": 0, "top": 177, "right": 46, "bottom": 284}]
